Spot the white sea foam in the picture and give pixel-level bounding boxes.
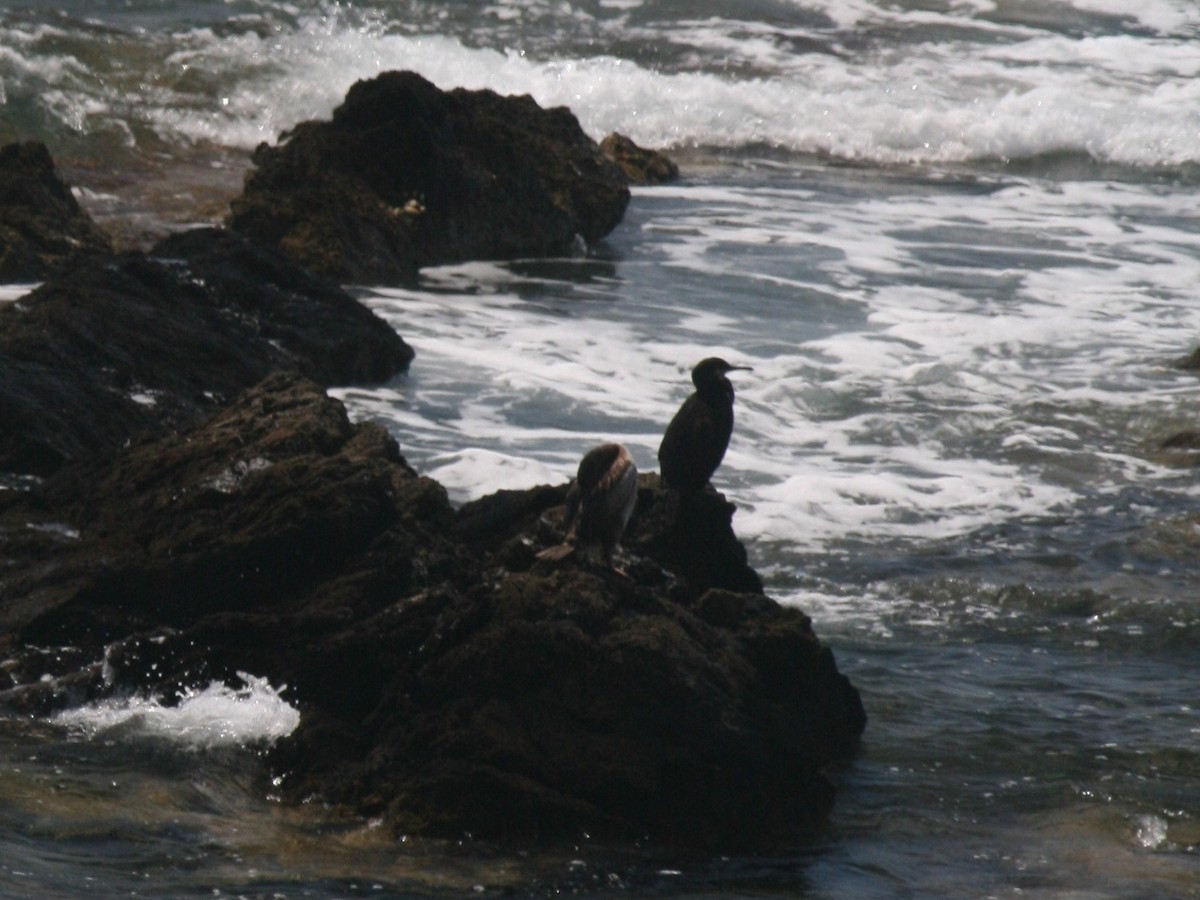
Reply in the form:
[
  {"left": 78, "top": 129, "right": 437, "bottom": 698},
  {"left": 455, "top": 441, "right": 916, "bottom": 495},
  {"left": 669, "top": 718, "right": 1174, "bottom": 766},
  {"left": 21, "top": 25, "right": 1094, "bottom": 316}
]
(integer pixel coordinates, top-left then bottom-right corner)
[
  {"left": 423, "top": 448, "right": 567, "bottom": 497},
  {"left": 0, "top": 285, "right": 37, "bottom": 303},
  {"left": 811, "top": 0, "right": 1200, "bottom": 35},
  {"left": 1065, "top": 0, "right": 1200, "bottom": 34},
  {"left": 53, "top": 673, "right": 300, "bottom": 751},
  {"left": 333, "top": 171, "right": 1200, "bottom": 562},
  {"left": 1133, "top": 813, "right": 1170, "bottom": 849},
  {"left": 4, "top": 0, "right": 1187, "bottom": 167}
]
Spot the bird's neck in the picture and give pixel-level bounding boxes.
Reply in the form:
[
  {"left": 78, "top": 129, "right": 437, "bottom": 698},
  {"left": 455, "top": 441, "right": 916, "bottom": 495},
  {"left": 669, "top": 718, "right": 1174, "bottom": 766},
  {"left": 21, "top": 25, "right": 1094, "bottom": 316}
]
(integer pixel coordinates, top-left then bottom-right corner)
[{"left": 697, "top": 380, "right": 734, "bottom": 404}]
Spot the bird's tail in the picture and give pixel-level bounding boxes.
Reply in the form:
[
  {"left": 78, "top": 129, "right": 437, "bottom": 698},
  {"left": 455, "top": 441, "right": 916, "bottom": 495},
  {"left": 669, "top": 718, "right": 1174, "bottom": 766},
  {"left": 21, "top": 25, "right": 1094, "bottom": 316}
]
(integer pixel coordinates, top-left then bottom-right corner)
[{"left": 536, "top": 542, "right": 576, "bottom": 562}]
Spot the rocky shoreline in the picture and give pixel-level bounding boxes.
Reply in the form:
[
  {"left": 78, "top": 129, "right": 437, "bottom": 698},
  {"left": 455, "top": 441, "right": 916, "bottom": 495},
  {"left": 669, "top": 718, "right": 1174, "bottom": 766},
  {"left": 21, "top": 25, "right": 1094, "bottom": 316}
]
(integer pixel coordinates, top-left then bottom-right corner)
[{"left": 0, "top": 71, "right": 865, "bottom": 850}]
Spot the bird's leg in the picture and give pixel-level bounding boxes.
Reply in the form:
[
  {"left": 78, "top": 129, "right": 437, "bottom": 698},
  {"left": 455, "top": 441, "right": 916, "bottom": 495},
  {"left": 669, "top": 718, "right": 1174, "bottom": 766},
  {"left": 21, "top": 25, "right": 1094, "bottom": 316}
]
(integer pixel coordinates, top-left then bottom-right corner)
[
  {"left": 663, "top": 487, "right": 682, "bottom": 530},
  {"left": 604, "top": 547, "right": 632, "bottom": 580}
]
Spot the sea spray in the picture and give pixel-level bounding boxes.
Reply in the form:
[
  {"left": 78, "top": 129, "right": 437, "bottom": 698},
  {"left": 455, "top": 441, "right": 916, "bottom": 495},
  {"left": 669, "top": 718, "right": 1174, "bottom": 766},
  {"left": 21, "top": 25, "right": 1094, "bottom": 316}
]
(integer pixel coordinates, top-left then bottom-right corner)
[{"left": 53, "top": 673, "right": 300, "bottom": 751}]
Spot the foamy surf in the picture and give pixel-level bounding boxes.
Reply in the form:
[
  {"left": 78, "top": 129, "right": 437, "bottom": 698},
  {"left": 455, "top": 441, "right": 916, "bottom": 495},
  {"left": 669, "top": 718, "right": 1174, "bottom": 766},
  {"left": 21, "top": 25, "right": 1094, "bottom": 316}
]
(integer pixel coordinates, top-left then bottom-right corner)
[
  {"left": 4, "top": 0, "right": 1200, "bottom": 168},
  {"left": 53, "top": 673, "right": 300, "bottom": 751},
  {"left": 335, "top": 171, "right": 1200, "bottom": 566},
  {"left": 169, "top": 23, "right": 1200, "bottom": 166},
  {"left": 0, "top": 286, "right": 36, "bottom": 304}
]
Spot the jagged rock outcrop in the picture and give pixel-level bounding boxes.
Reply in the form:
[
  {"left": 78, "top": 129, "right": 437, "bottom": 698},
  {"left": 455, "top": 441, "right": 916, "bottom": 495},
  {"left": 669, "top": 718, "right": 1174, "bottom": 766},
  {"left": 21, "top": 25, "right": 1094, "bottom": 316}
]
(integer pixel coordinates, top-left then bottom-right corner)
[
  {"left": 0, "top": 226, "right": 412, "bottom": 476},
  {"left": 0, "top": 373, "right": 865, "bottom": 850},
  {"left": 1, "top": 372, "right": 464, "bottom": 644},
  {"left": 228, "top": 70, "right": 631, "bottom": 283},
  {"left": 0, "top": 141, "right": 113, "bottom": 282}
]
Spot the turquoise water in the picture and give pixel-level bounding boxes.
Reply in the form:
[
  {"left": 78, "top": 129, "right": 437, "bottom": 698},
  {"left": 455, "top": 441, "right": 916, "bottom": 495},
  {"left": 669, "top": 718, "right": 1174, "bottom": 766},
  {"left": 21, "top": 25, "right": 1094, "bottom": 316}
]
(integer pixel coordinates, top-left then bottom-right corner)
[{"left": 2, "top": 1, "right": 1199, "bottom": 895}]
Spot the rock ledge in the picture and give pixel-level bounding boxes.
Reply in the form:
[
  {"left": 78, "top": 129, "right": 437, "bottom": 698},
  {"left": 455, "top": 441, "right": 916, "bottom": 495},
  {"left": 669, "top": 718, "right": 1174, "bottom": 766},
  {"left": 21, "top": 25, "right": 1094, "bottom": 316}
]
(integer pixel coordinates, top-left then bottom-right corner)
[{"left": 1, "top": 374, "right": 865, "bottom": 850}]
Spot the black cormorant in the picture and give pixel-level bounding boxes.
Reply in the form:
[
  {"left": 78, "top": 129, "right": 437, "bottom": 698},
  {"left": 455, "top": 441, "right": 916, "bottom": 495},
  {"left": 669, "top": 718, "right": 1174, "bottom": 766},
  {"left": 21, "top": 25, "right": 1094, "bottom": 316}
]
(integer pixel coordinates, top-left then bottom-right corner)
[
  {"left": 657, "top": 357, "right": 751, "bottom": 492},
  {"left": 538, "top": 442, "right": 638, "bottom": 570}
]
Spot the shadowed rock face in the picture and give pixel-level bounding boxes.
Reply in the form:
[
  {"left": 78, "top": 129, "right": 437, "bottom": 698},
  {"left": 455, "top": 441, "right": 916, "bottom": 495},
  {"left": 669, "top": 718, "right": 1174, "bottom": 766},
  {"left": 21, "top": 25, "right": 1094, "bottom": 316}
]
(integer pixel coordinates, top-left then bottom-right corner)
[
  {"left": 2, "top": 373, "right": 463, "bottom": 645},
  {"left": 228, "top": 70, "right": 632, "bottom": 283},
  {"left": 0, "top": 373, "right": 865, "bottom": 851},
  {"left": 0, "top": 141, "right": 113, "bottom": 282},
  {"left": 0, "top": 227, "right": 413, "bottom": 476},
  {"left": 274, "top": 566, "right": 862, "bottom": 849}
]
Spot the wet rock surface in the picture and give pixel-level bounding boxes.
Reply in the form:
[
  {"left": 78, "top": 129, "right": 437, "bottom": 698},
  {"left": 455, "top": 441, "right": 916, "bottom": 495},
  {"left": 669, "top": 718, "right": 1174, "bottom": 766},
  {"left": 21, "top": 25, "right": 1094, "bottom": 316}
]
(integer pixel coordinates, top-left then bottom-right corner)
[
  {"left": 0, "top": 141, "right": 113, "bottom": 282},
  {"left": 0, "top": 133, "right": 860, "bottom": 852},
  {"left": 0, "top": 372, "right": 865, "bottom": 850},
  {"left": 0, "top": 226, "right": 412, "bottom": 476},
  {"left": 229, "top": 70, "right": 632, "bottom": 283}
]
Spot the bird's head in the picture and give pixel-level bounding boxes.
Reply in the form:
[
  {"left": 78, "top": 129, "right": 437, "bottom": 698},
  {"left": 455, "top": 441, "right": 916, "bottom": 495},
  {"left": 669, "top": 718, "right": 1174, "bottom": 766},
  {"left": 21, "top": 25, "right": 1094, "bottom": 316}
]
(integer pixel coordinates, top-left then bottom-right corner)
[{"left": 691, "top": 357, "right": 752, "bottom": 390}]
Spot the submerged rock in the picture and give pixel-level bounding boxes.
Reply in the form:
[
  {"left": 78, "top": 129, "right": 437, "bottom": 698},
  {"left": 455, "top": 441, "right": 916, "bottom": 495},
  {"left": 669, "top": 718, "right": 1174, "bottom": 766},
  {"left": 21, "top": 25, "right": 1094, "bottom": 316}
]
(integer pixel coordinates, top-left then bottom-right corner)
[
  {"left": 0, "top": 141, "right": 113, "bottom": 282},
  {"left": 1175, "top": 347, "right": 1200, "bottom": 370},
  {"left": 1151, "top": 429, "right": 1200, "bottom": 469},
  {"left": 600, "top": 133, "right": 680, "bottom": 185},
  {"left": 0, "top": 374, "right": 865, "bottom": 850},
  {"left": 228, "top": 70, "right": 631, "bottom": 282},
  {"left": 0, "top": 226, "right": 412, "bottom": 476}
]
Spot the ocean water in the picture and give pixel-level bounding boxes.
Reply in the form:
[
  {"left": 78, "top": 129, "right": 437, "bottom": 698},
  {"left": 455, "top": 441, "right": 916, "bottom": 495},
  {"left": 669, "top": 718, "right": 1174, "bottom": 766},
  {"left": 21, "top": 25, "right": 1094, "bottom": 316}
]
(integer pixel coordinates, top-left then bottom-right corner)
[{"left": 2, "top": 0, "right": 1200, "bottom": 896}]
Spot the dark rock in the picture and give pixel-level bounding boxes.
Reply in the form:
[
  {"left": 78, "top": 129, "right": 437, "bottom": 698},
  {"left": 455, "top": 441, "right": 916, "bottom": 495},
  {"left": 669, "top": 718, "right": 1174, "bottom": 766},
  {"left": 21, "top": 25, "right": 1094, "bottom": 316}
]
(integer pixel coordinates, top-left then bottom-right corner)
[
  {"left": 274, "top": 569, "right": 863, "bottom": 849},
  {"left": 0, "top": 141, "right": 112, "bottom": 282},
  {"left": 600, "top": 133, "right": 680, "bottom": 185},
  {"left": 1, "top": 373, "right": 469, "bottom": 660},
  {"left": 1151, "top": 429, "right": 1200, "bottom": 469},
  {"left": 461, "top": 472, "right": 763, "bottom": 598},
  {"left": 1150, "top": 350, "right": 1200, "bottom": 463},
  {"left": 1175, "top": 347, "right": 1200, "bottom": 370},
  {"left": 153, "top": 228, "right": 413, "bottom": 384},
  {"left": 1159, "top": 431, "right": 1200, "bottom": 451},
  {"left": 627, "top": 476, "right": 765, "bottom": 597},
  {"left": 0, "top": 374, "right": 865, "bottom": 851},
  {"left": 0, "top": 226, "right": 412, "bottom": 476},
  {"left": 228, "top": 71, "right": 631, "bottom": 282}
]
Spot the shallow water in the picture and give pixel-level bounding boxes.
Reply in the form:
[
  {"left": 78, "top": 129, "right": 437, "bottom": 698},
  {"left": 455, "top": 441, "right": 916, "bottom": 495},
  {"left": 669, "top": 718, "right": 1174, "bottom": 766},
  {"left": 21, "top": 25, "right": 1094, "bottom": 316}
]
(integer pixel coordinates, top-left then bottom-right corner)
[{"left": 2, "top": 0, "right": 1200, "bottom": 896}]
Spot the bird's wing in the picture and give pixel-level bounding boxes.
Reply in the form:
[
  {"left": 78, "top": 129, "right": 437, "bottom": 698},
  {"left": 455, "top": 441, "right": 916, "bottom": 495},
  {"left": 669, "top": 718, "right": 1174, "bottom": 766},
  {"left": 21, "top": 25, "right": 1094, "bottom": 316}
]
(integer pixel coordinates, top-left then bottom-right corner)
[
  {"left": 577, "top": 443, "right": 624, "bottom": 494},
  {"left": 659, "top": 397, "right": 724, "bottom": 486},
  {"left": 601, "top": 451, "right": 638, "bottom": 519}
]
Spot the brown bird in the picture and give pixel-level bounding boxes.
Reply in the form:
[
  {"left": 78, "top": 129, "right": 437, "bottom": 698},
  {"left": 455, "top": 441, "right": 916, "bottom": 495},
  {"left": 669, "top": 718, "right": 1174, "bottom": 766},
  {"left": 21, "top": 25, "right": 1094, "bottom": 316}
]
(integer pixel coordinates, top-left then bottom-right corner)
[
  {"left": 658, "top": 357, "right": 751, "bottom": 492},
  {"left": 538, "top": 442, "right": 638, "bottom": 570}
]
